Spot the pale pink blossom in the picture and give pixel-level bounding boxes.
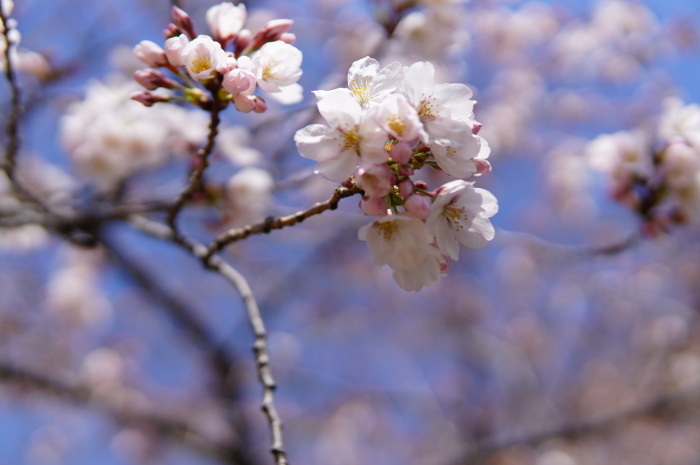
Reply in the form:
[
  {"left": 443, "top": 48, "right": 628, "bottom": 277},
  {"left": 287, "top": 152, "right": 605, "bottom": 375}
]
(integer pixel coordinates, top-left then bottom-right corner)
[
  {"left": 206, "top": 2, "right": 247, "bottom": 42},
  {"left": 133, "top": 40, "right": 168, "bottom": 67},
  {"left": 355, "top": 162, "right": 395, "bottom": 199},
  {"left": 347, "top": 56, "right": 403, "bottom": 106},
  {"left": 427, "top": 180, "right": 498, "bottom": 259},
  {"left": 294, "top": 89, "right": 387, "bottom": 181},
  {"left": 181, "top": 35, "right": 227, "bottom": 81},
  {"left": 358, "top": 214, "right": 433, "bottom": 271},
  {"left": 392, "top": 245, "right": 447, "bottom": 292},
  {"left": 252, "top": 40, "right": 302, "bottom": 93},
  {"left": 164, "top": 34, "right": 189, "bottom": 67},
  {"left": 369, "top": 92, "right": 427, "bottom": 143}
]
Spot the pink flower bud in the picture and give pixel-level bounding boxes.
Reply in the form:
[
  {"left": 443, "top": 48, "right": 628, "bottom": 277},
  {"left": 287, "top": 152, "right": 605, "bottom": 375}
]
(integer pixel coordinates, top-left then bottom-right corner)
[
  {"left": 356, "top": 162, "right": 395, "bottom": 199},
  {"left": 130, "top": 91, "right": 170, "bottom": 107},
  {"left": 164, "top": 24, "right": 180, "bottom": 39},
  {"left": 222, "top": 68, "right": 257, "bottom": 95},
  {"left": 360, "top": 196, "right": 388, "bottom": 216},
  {"left": 233, "top": 29, "right": 252, "bottom": 54},
  {"left": 279, "top": 33, "right": 296, "bottom": 45},
  {"left": 233, "top": 93, "right": 256, "bottom": 113},
  {"left": 258, "top": 19, "right": 293, "bottom": 41},
  {"left": 253, "top": 96, "right": 267, "bottom": 113},
  {"left": 414, "top": 181, "right": 430, "bottom": 191},
  {"left": 390, "top": 142, "right": 412, "bottom": 164},
  {"left": 404, "top": 194, "right": 431, "bottom": 220},
  {"left": 398, "top": 178, "right": 414, "bottom": 199},
  {"left": 472, "top": 122, "right": 483, "bottom": 135},
  {"left": 134, "top": 69, "right": 177, "bottom": 90},
  {"left": 172, "top": 6, "right": 196, "bottom": 39},
  {"left": 133, "top": 40, "right": 168, "bottom": 67}
]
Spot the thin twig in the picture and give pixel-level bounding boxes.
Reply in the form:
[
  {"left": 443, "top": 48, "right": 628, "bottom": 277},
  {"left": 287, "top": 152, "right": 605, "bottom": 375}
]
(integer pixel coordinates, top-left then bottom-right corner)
[
  {"left": 129, "top": 215, "right": 289, "bottom": 465},
  {"left": 167, "top": 100, "right": 221, "bottom": 228},
  {"left": 0, "top": 8, "right": 21, "bottom": 180},
  {"left": 205, "top": 184, "right": 364, "bottom": 259}
]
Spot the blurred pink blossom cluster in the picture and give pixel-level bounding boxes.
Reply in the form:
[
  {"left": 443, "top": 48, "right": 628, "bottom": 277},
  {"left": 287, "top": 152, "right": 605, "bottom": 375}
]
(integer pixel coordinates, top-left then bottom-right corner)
[
  {"left": 131, "top": 2, "right": 303, "bottom": 111},
  {"left": 295, "top": 57, "right": 497, "bottom": 291},
  {"left": 587, "top": 97, "right": 700, "bottom": 233}
]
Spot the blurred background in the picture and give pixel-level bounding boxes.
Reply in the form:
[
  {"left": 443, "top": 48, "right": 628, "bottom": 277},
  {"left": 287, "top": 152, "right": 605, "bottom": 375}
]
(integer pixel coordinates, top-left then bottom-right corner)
[{"left": 3, "top": 0, "right": 700, "bottom": 464}]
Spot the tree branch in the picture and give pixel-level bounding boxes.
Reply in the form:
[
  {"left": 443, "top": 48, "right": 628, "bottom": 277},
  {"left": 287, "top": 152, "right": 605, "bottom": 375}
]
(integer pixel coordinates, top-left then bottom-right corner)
[
  {"left": 0, "top": 361, "right": 234, "bottom": 462},
  {"left": 167, "top": 100, "right": 221, "bottom": 229},
  {"left": 128, "top": 215, "right": 289, "bottom": 465},
  {"left": 205, "top": 184, "right": 364, "bottom": 259}
]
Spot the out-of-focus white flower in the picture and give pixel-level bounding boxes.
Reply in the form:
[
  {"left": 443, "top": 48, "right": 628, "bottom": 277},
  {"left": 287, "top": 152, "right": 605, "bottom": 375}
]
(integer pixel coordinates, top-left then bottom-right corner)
[
  {"left": 586, "top": 130, "right": 652, "bottom": 188},
  {"left": 2, "top": 0, "right": 13, "bottom": 17},
  {"left": 252, "top": 40, "right": 302, "bottom": 93},
  {"left": 206, "top": 2, "right": 247, "bottom": 42},
  {"left": 225, "top": 167, "right": 274, "bottom": 226},
  {"left": 392, "top": 245, "right": 447, "bottom": 292},
  {"left": 658, "top": 97, "right": 700, "bottom": 149},
  {"left": 427, "top": 180, "right": 498, "bottom": 259},
  {"left": 217, "top": 126, "right": 261, "bottom": 166},
  {"left": 358, "top": 213, "right": 433, "bottom": 271},
  {"left": 182, "top": 35, "right": 227, "bottom": 81},
  {"left": 294, "top": 88, "right": 387, "bottom": 181}
]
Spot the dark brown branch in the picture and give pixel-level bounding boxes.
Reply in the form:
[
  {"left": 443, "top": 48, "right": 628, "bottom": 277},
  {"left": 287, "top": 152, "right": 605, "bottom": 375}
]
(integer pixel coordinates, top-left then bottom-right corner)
[
  {"left": 205, "top": 184, "right": 364, "bottom": 259},
  {"left": 0, "top": 8, "right": 21, "bottom": 180},
  {"left": 0, "top": 361, "right": 233, "bottom": 462},
  {"left": 167, "top": 100, "right": 221, "bottom": 229}
]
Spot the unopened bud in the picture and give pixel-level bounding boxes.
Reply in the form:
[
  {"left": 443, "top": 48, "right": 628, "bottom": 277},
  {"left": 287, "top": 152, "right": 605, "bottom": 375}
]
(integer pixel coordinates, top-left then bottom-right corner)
[
  {"left": 404, "top": 194, "right": 431, "bottom": 220},
  {"left": 390, "top": 142, "right": 412, "bottom": 164},
  {"left": 164, "top": 23, "right": 180, "bottom": 39},
  {"left": 133, "top": 40, "right": 168, "bottom": 67},
  {"left": 134, "top": 69, "right": 178, "bottom": 90},
  {"left": 279, "top": 33, "right": 296, "bottom": 45},
  {"left": 222, "top": 68, "right": 256, "bottom": 95},
  {"left": 233, "top": 29, "right": 252, "bottom": 55},
  {"left": 397, "top": 178, "right": 414, "bottom": 199},
  {"left": 171, "top": 6, "right": 196, "bottom": 39},
  {"left": 360, "top": 196, "right": 388, "bottom": 216},
  {"left": 253, "top": 96, "right": 267, "bottom": 113},
  {"left": 233, "top": 93, "right": 256, "bottom": 113},
  {"left": 130, "top": 91, "right": 170, "bottom": 107},
  {"left": 472, "top": 122, "right": 483, "bottom": 135}
]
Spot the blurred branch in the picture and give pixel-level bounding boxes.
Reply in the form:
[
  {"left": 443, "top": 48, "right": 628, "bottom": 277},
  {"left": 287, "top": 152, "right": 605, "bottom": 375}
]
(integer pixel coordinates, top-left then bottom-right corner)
[
  {"left": 455, "top": 385, "right": 700, "bottom": 465},
  {"left": 167, "top": 99, "right": 221, "bottom": 229},
  {"left": 496, "top": 228, "right": 643, "bottom": 260},
  {"left": 129, "top": 214, "right": 289, "bottom": 465},
  {"left": 205, "top": 183, "right": 364, "bottom": 258},
  {"left": 0, "top": 361, "right": 235, "bottom": 462},
  {"left": 99, "top": 236, "right": 257, "bottom": 465}
]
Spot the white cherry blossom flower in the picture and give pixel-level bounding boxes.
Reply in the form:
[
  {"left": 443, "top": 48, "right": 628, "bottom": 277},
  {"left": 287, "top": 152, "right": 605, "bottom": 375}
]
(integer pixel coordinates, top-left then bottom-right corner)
[
  {"left": 133, "top": 40, "right": 168, "bottom": 67},
  {"left": 392, "top": 245, "right": 448, "bottom": 292},
  {"left": 347, "top": 56, "right": 403, "bottom": 106},
  {"left": 358, "top": 213, "right": 434, "bottom": 271},
  {"left": 182, "top": 35, "right": 227, "bottom": 81},
  {"left": 369, "top": 92, "right": 428, "bottom": 143},
  {"left": 427, "top": 180, "right": 498, "bottom": 259},
  {"left": 294, "top": 88, "right": 387, "bottom": 181},
  {"left": 252, "top": 40, "right": 302, "bottom": 93},
  {"left": 164, "top": 34, "right": 189, "bottom": 67},
  {"left": 206, "top": 2, "right": 247, "bottom": 42}
]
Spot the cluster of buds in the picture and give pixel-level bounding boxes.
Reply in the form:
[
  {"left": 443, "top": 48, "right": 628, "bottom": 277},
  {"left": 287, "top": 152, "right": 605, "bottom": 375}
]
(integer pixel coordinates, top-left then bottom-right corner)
[
  {"left": 587, "top": 97, "right": 700, "bottom": 235},
  {"left": 131, "top": 2, "right": 303, "bottom": 112},
  {"left": 295, "top": 57, "right": 497, "bottom": 291}
]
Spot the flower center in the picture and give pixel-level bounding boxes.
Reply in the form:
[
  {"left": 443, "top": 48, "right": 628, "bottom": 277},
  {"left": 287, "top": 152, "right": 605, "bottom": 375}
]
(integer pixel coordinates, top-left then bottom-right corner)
[
  {"left": 349, "top": 77, "right": 371, "bottom": 105},
  {"left": 191, "top": 56, "right": 213, "bottom": 74},
  {"left": 444, "top": 205, "right": 467, "bottom": 230},
  {"left": 378, "top": 220, "right": 399, "bottom": 241},
  {"left": 387, "top": 115, "right": 407, "bottom": 137}
]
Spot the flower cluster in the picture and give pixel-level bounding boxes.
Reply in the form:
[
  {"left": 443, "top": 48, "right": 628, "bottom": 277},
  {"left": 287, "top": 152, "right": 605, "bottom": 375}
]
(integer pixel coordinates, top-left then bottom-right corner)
[
  {"left": 587, "top": 97, "right": 700, "bottom": 233},
  {"left": 295, "top": 57, "right": 497, "bottom": 291},
  {"left": 131, "top": 2, "right": 303, "bottom": 111}
]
